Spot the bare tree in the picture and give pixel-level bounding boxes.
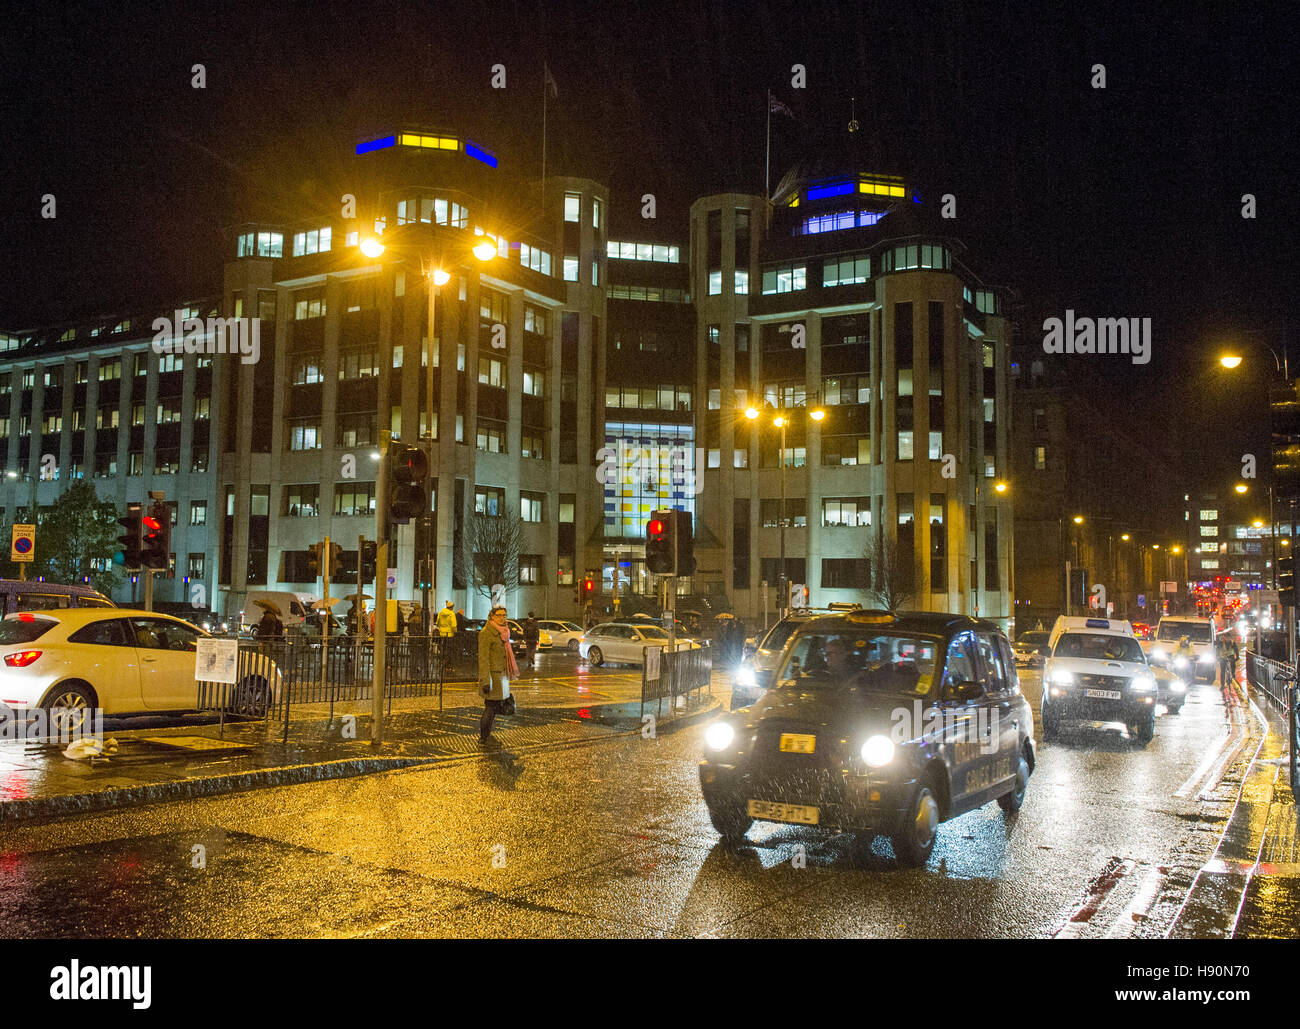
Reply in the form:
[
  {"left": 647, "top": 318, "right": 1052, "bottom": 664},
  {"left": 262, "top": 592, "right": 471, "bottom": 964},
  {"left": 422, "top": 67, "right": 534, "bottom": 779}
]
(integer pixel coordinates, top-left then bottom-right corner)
[
  {"left": 466, "top": 512, "right": 524, "bottom": 603},
  {"left": 864, "top": 531, "right": 915, "bottom": 613}
]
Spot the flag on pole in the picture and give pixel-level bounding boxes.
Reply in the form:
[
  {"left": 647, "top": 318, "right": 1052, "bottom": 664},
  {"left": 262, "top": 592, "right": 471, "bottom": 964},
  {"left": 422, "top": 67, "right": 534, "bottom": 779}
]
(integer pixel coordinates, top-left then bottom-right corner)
[
  {"left": 544, "top": 63, "right": 558, "bottom": 99},
  {"left": 769, "top": 93, "right": 793, "bottom": 117}
]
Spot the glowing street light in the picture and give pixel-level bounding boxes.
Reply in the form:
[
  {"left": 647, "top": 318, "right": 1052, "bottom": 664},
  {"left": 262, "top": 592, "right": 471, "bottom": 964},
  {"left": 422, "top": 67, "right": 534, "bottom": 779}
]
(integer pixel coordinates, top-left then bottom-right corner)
[
  {"left": 360, "top": 238, "right": 386, "bottom": 259},
  {"left": 1220, "top": 354, "right": 1243, "bottom": 369}
]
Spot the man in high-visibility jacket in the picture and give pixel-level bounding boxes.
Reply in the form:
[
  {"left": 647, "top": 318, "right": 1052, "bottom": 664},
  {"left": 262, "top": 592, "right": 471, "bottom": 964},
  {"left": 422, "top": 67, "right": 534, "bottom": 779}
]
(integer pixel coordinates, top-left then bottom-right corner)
[{"left": 436, "top": 600, "right": 458, "bottom": 637}]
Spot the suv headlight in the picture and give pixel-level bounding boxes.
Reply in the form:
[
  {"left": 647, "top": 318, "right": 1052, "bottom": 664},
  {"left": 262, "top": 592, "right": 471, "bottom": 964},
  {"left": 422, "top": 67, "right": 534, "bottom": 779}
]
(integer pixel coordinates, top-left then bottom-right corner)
[
  {"left": 1151, "top": 647, "right": 1168, "bottom": 661},
  {"left": 1130, "top": 674, "right": 1156, "bottom": 692},
  {"left": 860, "top": 735, "right": 895, "bottom": 767},
  {"left": 1050, "top": 667, "right": 1074, "bottom": 685},
  {"left": 1173, "top": 655, "right": 1190, "bottom": 668},
  {"left": 705, "top": 722, "right": 735, "bottom": 751}
]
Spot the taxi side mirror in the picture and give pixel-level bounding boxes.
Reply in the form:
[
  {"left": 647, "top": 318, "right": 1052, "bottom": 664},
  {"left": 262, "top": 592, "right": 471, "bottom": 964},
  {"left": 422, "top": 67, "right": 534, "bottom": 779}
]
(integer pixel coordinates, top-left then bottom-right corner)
[{"left": 944, "top": 680, "right": 984, "bottom": 702}]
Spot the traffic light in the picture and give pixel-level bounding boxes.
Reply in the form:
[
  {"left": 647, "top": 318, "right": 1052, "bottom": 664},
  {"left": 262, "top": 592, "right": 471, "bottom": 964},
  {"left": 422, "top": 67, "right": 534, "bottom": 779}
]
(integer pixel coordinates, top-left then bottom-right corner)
[
  {"left": 328, "top": 542, "right": 344, "bottom": 580},
  {"left": 1278, "top": 555, "right": 1295, "bottom": 607},
  {"left": 646, "top": 511, "right": 673, "bottom": 573},
  {"left": 675, "top": 510, "right": 695, "bottom": 576},
  {"left": 360, "top": 539, "right": 377, "bottom": 584},
  {"left": 116, "top": 504, "right": 143, "bottom": 570},
  {"left": 583, "top": 576, "right": 596, "bottom": 599},
  {"left": 390, "top": 445, "right": 430, "bottom": 523},
  {"left": 307, "top": 542, "right": 322, "bottom": 577},
  {"left": 141, "top": 502, "right": 170, "bottom": 571}
]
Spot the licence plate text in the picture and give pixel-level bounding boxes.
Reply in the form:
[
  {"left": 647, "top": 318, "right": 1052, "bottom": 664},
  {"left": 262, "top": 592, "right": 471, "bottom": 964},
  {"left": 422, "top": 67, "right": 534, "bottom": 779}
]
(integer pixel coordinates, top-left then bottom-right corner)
[
  {"left": 779, "top": 733, "right": 816, "bottom": 753},
  {"left": 748, "top": 800, "right": 819, "bottom": 824},
  {"left": 1084, "top": 688, "right": 1122, "bottom": 700}
]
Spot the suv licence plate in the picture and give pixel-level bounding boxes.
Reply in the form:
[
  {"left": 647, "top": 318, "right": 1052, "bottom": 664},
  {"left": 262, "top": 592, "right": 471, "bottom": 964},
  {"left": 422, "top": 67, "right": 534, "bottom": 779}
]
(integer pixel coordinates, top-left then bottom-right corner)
[
  {"left": 748, "top": 800, "right": 819, "bottom": 824},
  {"left": 779, "top": 733, "right": 816, "bottom": 753},
  {"left": 1084, "top": 688, "right": 1122, "bottom": 700}
]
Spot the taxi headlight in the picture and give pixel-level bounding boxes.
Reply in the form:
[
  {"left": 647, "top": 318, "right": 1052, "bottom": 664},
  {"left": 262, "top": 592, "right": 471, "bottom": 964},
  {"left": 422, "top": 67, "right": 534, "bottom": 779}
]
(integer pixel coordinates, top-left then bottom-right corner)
[
  {"left": 705, "top": 722, "right": 735, "bottom": 751},
  {"left": 735, "top": 666, "right": 756, "bottom": 688},
  {"left": 1131, "top": 674, "right": 1156, "bottom": 693},
  {"left": 1050, "top": 667, "right": 1074, "bottom": 686},
  {"left": 1173, "top": 655, "right": 1190, "bottom": 669},
  {"left": 860, "top": 735, "right": 895, "bottom": 767},
  {"left": 1151, "top": 647, "right": 1168, "bottom": 661},
  {"left": 1171, "top": 680, "right": 1186, "bottom": 692}
]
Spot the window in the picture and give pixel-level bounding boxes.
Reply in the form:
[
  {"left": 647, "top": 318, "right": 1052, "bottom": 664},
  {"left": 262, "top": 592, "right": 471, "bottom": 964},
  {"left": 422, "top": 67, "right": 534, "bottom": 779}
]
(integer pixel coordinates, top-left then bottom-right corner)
[
  {"left": 257, "top": 232, "right": 283, "bottom": 258},
  {"left": 1200, "top": 526, "right": 1220, "bottom": 537},
  {"left": 477, "top": 356, "right": 504, "bottom": 388},
  {"left": 294, "top": 295, "right": 326, "bottom": 320},
  {"left": 41, "top": 413, "right": 62, "bottom": 433},
  {"left": 560, "top": 495, "right": 575, "bottom": 522},
  {"left": 153, "top": 449, "right": 180, "bottom": 475},
  {"left": 592, "top": 260, "right": 599, "bottom": 286},
  {"left": 823, "top": 254, "right": 870, "bottom": 286},
  {"left": 291, "top": 226, "right": 332, "bottom": 257},
  {"left": 158, "top": 353, "right": 183, "bottom": 374},
  {"left": 760, "top": 499, "right": 806, "bottom": 528},
  {"left": 592, "top": 197, "right": 602, "bottom": 230},
  {"left": 94, "top": 454, "right": 117, "bottom": 477},
  {"left": 522, "top": 370, "right": 544, "bottom": 397},
  {"left": 521, "top": 492, "right": 544, "bottom": 523},
  {"left": 1034, "top": 445, "right": 1047, "bottom": 470},
  {"left": 338, "top": 348, "right": 379, "bottom": 380},
  {"left": 187, "top": 554, "right": 206, "bottom": 580},
  {"left": 97, "top": 359, "right": 120, "bottom": 381},
  {"left": 523, "top": 306, "right": 548, "bottom": 335},
  {"left": 289, "top": 420, "right": 321, "bottom": 450},
  {"left": 283, "top": 485, "right": 319, "bottom": 517},
  {"left": 475, "top": 485, "right": 505, "bottom": 516},
  {"left": 156, "top": 399, "right": 183, "bottom": 425},
  {"left": 476, "top": 420, "right": 506, "bottom": 453},
  {"left": 519, "top": 244, "right": 554, "bottom": 276},
  {"left": 333, "top": 483, "right": 376, "bottom": 517},
  {"left": 292, "top": 355, "right": 323, "bottom": 385},
  {"left": 189, "top": 501, "right": 207, "bottom": 526},
  {"left": 761, "top": 264, "right": 807, "bottom": 294},
  {"left": 898, "top": 431, "right": 914, "bottom": 461},
  {"left": 563, "top": 257, "right": 579, "bottom": 282},
  {"left": 479, "top": 288, "right": 510, "bottom": 326},
  {"left": 519, "top": 554, "right": 542, "bottom": 585},
  {"left": 564, "top": 194, "right": 581, "bottom": 222},
  {"left": 822, "top": 497, "right": 872, "bottom": 526},
  {"left": 708, "top": 270, "right": 722, "bottom": 295},
  {"left": 1199, "top": 509, "right": 1219, "bottom": 521},
  {"left": 607, "top": 242, "right": 681, "bottom": 263},
  {"left": 336, "top": 413, "right": 376, "bottom": 447},
  {"left": 521, "top": 431, "right": 545, "bottom": 460},
  {"left": 823, "top": 375, "right": 870, "bottom": 405},
  {"left": 734, "top": 448, "right": 748, "bottom": 468},
  {"left": 131, "top": 403, "right": 145, "bottom": 427},
  {"left": 822, "top": 558, "right": 870, "bottom": 589},
  {"left": 128, "top": 452, "right": 144, "bottom": 475}
]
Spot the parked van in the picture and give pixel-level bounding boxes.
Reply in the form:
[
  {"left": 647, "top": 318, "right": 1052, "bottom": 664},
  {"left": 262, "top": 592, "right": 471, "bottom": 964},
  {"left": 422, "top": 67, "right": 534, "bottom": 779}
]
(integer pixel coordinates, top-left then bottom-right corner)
[
  {"left": 239, "top": 591, "right": 316, "bottom": 631},
  {"left": 0, "top": 579, "right": 114, "bottom": 617}
]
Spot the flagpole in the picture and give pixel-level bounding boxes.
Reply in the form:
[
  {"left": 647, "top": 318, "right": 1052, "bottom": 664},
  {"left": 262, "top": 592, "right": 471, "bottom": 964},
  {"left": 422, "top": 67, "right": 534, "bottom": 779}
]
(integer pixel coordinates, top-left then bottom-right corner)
[{"left": 765, "top": 89, "right": 771, "bottom": 206}]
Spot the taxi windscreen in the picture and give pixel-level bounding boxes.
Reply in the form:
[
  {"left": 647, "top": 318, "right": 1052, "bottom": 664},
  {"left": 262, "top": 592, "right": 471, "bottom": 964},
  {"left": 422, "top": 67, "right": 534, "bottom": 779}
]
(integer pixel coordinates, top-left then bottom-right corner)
[
  {"left": 776, "top": 631, "right": 939, "bottom": 694},
  {"left": 1053, "top": 633, "right": 1145, "bottom": 662}
]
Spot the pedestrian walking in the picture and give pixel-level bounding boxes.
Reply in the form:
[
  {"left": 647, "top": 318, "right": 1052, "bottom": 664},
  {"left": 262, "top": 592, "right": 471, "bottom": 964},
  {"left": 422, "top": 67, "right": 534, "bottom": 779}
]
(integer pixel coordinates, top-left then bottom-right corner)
[
  {"left": 523, "top": 611, "right": 540, "bottom": 670},
  {"left": 456, "top": 608, "right": 466, "bottom": 634},
  {"left": 406, "top": 604, "right": 424, "bottom": 636},
  {"left": 478, "top": 606, "right": 514, "bottom": 744},
  {"left": 254, "top": 609, "right": 284, "bottom": 639},
  {"left": 437, "top": 600, "right": 457, "bottom": 637}
]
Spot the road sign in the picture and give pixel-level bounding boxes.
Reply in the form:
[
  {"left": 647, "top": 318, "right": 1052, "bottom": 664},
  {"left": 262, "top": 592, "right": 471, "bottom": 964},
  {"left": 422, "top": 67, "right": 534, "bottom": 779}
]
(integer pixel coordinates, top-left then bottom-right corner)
[
  {"left": 10, "top": 524, "right": 34, "bottom": 563},
  {"left": 1137, "top": 594, "right": 1146, "bottom": 608},
  {"left": 1160, "top": 581, "right": 1177, "bottom": 593}
]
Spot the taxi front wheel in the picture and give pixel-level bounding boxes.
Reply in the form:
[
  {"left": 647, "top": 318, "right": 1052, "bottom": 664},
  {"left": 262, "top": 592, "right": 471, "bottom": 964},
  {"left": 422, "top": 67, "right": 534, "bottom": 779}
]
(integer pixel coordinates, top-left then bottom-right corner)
[
  {"left": 709, "top": 805, "right": 753, "bottom": 843},
  {"left": 997, "top": 750, "right": 1030, "bottom": 813},
  {"left": 892, "top": 781, "right": 940, "bottom": 867},
  {"left": 1129, "top": 710, "right": 1155, "bottom": 745}
]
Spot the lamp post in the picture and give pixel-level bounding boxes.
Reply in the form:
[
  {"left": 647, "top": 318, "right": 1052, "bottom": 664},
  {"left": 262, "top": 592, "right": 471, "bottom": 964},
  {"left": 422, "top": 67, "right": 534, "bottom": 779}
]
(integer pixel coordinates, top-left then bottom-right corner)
[
  {"left": 974, "top": 480, "right": 1008, "bottom": 619},
  {"left": 746, "top": 402, "right": 824, "bottom": 617},
  {"left": 1062, "top": 514, "right": 1084, "bottom": 615}
]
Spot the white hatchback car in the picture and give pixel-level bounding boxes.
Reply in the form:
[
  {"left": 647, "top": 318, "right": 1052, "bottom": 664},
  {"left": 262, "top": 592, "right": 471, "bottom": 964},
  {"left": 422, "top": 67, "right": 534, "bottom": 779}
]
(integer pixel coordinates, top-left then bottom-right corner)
[
  {"left": 0, "top": 608, "right": 280, "bottom": 727},
  {"left": 538, "top": 620, "right": 585, "bottom": 652},
  {"left": 579, "top": 622, "right": 700, "bottom": 667}
]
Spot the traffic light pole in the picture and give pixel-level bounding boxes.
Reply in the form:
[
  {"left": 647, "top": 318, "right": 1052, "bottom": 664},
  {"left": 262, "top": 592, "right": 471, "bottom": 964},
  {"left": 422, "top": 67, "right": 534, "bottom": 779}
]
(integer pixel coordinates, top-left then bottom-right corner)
[
  {"left": 372, "top": 430, "right": 390, "bottom": 744},
  {"left": 144, "top": 569, "right": 154, "bottom": 612}
]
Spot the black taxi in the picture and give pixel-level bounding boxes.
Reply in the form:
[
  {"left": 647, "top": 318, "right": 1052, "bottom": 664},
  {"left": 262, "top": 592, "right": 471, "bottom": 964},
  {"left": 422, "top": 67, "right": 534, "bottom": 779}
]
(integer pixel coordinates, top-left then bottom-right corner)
[{"left": 699, "top": 610, "right": 1036, "bottom": 866}]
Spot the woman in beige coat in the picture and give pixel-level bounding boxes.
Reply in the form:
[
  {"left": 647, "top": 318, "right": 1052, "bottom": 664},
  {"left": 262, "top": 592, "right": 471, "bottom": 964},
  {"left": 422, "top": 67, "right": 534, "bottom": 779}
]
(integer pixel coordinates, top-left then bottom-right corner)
[{"left": 477, "top": 606, "right": 510, "bottom": 743}]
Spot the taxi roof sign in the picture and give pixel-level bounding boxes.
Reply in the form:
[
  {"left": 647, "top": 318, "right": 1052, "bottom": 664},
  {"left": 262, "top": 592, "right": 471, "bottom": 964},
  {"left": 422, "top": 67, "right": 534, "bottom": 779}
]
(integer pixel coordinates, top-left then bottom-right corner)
[{"left": 846, "top": 609, "right": 897, "bottom": 624}]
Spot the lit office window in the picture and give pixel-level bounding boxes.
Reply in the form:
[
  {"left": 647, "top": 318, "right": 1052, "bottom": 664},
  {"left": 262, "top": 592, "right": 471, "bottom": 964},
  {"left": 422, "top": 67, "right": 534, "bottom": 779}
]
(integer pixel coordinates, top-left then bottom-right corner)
[
  {"left": 563, "top": 257, "right": 579, "bottom": 282},
  {"left": 734, "top": 270, "right": 749, "bottom": 294},
  {"left": 291, "top": 227, "right": 332, "bottom": 257},
  {"left": 564, "top": 194, "right": 581, "bottom": 222}
]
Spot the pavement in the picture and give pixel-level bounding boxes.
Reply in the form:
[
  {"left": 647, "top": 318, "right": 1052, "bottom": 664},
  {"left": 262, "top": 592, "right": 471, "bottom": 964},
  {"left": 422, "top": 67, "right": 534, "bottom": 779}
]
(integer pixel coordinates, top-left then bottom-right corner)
[
  {"left": 0, "top": 665, "right": 725, "bottom": 823},
  {"left": 1167, "top": 669, "right": 1298, "bottom": 938}
]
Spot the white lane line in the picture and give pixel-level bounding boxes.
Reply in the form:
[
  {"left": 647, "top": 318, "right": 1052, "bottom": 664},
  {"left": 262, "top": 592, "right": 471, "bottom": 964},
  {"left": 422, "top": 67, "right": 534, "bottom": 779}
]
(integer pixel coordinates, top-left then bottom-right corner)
[
  {"left": 1103, "top": 864, "right": 1167, "bottom": 939},
  {"left": 1174, "top": 686, "right": 1244, "bottom": 798},
  {"left": 1197, "top": 687, "right": 1252, "bottom": 799}
]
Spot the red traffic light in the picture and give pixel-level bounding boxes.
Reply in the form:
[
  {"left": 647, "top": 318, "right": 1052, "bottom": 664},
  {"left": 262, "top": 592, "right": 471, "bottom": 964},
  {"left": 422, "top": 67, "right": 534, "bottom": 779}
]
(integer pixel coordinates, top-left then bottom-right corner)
[
  {"left": 647, "top": 519, "right": 665, "bottom": 536},
  {"left": 143, "top": 516, "right": 162, "bottom": 533},
  {"left": 583, "top": 578, "right": 594, "bottom": 592}
]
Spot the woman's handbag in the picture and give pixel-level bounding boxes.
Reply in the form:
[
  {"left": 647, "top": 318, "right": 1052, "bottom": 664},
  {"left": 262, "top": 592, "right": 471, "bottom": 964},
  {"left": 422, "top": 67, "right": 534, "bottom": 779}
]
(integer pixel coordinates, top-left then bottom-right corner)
[{"left": 501, "top": 694, "right": 517, "bottom": 716}]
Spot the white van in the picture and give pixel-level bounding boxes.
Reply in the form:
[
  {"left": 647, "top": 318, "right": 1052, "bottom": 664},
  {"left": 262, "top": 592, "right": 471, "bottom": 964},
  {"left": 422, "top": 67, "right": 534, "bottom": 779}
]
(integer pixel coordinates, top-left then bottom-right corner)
[
  {"left": 239, "top": 591, "right": 317, "bottom": 631},
  {"left": 1150, "top": 616, "right": 1217, "bottom": 682}
]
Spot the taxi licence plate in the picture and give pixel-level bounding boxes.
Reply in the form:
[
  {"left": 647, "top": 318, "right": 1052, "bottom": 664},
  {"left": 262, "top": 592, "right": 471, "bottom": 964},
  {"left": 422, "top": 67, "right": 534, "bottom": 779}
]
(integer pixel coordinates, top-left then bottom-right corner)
[
  {"left": 748, "top": 799, "right": 820, "bottom": 825},
  {"left": 1084, "top": 688, "right": 1122, "bottom": 700},
  {"left": 779, "top": 733, "right": 816, "bottom": 754}
]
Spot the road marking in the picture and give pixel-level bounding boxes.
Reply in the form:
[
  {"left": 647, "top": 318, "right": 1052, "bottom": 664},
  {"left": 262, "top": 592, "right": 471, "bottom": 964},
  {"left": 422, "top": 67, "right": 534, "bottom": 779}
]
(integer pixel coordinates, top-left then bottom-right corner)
[
  {"left": 1103, "top": 864, "right": 1167, "bottom": 938},
  {"left": 1052, "top": 856, "right": 1135, "bottom": 938},
  {"left": 1174, "top": 686, "right": 1245, "bottom": 798}
]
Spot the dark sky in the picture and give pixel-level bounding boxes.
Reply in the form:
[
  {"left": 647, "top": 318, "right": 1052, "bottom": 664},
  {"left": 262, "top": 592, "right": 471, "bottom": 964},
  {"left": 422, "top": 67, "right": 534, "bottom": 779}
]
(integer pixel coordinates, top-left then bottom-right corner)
[{"left": 2, "top": 1, "right": 1296, "bottom": 488}]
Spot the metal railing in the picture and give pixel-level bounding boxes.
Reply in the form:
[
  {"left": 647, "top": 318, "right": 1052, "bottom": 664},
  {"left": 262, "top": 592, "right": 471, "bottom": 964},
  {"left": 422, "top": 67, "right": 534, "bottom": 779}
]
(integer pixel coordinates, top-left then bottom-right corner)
[
  {"left": 641, "top": 645, "right": 713, "bottom": 718},
  {"left": 195, "top": 634, "right": 480, "bottom": 740},
  {"left": 1244, "top": 649, "right": 1298, "bottom": 788}
]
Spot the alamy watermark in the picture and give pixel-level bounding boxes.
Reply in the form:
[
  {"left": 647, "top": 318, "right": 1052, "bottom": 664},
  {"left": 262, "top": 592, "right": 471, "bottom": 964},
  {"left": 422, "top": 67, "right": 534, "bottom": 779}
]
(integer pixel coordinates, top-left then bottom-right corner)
[
  {"left": 151, "top": 311, "right": 261, "bottom": 364},
  {"left": 1042, "top": 310, "right": 1151, "bottom": 365},
  {"left": 890, "top": 699, "right": 1000, "bottom": 756},
  {"left": 596, "top": 443, "right": 705, "bottom": 496},
  {"left": 0, "top": 702, "right": 104, "bottom": 743}
]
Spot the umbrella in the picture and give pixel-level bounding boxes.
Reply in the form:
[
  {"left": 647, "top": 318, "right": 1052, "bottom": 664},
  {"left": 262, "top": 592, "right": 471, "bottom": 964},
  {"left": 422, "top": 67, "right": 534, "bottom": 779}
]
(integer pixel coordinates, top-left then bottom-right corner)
[
  {"left": 252, "top": 599, "right": 282, "bottom": 616},
  {"left": 314, "top": 597, "right": 342, "bottom": 609},
  {"left": 714, "top": 612, "right": 736, "bottom": 619},
  {"left": 342, "top": 592, "right": 373, "bottom": 602}
]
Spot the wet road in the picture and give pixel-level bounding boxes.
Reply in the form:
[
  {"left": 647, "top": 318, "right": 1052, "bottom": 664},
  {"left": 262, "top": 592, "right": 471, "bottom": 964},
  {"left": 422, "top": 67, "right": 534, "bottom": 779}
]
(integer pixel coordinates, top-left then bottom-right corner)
[{"left": 0, "top": 672, "right": 1259, "bottom": 938}]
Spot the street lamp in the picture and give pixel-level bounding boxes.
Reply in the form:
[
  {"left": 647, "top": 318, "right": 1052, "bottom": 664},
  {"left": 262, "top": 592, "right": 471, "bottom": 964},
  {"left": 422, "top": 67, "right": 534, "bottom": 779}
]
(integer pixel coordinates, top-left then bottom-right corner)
[
  {"left": 973, "top": 480, "right": 1008, "bottom": 619},
  {"left": 746, "top": 402, "right": 825, "bottom": 616}
]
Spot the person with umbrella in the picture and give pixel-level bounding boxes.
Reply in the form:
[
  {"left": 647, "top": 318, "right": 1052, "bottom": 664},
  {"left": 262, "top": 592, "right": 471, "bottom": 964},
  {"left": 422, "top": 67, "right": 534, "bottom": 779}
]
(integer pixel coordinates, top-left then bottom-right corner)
[{"left": 253, "top": 599, "right": 284, "bottom": 639}]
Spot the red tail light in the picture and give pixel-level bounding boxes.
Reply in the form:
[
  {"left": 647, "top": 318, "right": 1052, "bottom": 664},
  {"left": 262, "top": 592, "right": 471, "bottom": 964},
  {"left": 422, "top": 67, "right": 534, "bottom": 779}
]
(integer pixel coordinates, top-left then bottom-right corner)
[{"left": 3, "top": 651, "right": 42, "bottom": 668}]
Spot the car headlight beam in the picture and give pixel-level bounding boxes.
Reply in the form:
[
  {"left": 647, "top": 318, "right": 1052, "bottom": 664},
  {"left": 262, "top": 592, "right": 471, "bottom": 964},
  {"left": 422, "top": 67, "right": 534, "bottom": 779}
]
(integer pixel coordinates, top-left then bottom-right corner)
[
  {"left": 705, "top": 722, "right": 735, "bottom": 751},
  {"left": 1131, "top": 674, "right": 1156, "bottom": 692},
  {"left": 860, "top": 734, "right": 895, "bottom": 767},
  {"left": 1050, "top": 667, "right": 1074, "bottom": 685},
  {"left": 735, "top": 666, "right": 756, "bottom": 688}
]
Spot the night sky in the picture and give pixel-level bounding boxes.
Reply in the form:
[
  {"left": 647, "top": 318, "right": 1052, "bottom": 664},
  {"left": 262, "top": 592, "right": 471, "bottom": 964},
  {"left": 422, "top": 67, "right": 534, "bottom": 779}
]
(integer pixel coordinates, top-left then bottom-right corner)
[{"left": 2, "top": 1, "right": 1296, "bottom": 490}]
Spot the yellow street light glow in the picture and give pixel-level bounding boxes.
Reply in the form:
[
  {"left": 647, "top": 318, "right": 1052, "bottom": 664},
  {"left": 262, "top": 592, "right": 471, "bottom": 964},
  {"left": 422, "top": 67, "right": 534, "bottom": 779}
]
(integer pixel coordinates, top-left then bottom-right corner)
[
  {"left": 1073, "top": 515, "right": 1084, "bottom": 524},
  {"left": 472, "top": 240, "right": 497, "bottom": 261},
  {"left": 1235, "top": 483, "right": 1248, "bottom": 494},
  {"left": 810, "top": 408, "right": 826, "bottom": 421},
  {"left": 1283, "top": 539, "right": 1291, "bottom": 547},
  {"left": 1172, "top": 546, "right": 1182, "bottom": 554},
  {"left": 773, "top": 416, "right": 786, "bottom": 428},
  {"left": 360, "top": 238, "right": 385, "bottom": 259},
  {"left": 1121, "top": 534, "right": 1130, "bottom": 541},
  {"left": 1152, "top": 544, "right": 1160, "bottom": 550},
  {"left": 994, "top": 481, "right": 1008, "bottom": 494},
  {"left": 431, "top": 268, "right": 451, "bottom": 286},
  {"left": 1220, "top": 354, "right": 1243, "bottom": 369},
  {"left": 745, "top": 407, "right": 760, "bottom": 420}
]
